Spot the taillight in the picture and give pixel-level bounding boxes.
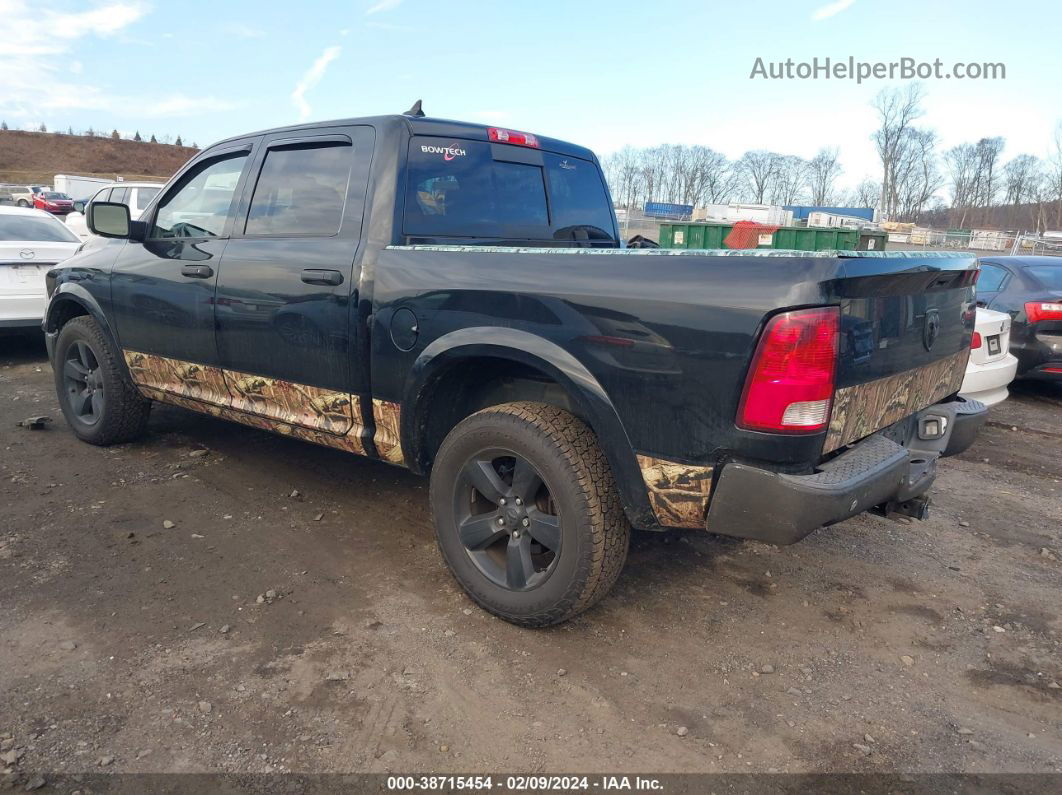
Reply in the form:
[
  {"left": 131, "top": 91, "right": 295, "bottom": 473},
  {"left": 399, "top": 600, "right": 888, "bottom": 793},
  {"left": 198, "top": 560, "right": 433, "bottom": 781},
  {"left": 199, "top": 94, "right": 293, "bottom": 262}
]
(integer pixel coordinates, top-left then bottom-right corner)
[
  {"left": 1025, "top": 301, "right": 1062, "bottom": 324},
  {"left": 488, "top": 127, "right": 540, "bottom": 148},
  {"left": 737, "top": 307, "right": 840, "bottom": 434},
  {"left": 970, "top": 331, "right": 983, "bottom": 349}
]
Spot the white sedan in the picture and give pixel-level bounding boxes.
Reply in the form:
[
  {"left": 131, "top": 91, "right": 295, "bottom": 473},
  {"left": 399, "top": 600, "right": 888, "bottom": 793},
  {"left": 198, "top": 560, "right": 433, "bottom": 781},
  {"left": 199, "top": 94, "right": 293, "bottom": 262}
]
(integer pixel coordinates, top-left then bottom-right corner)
[
  {"left": 0, "top": 206, "right": 82, "bottom": 330},
  {"left": 959, "top": 307, "right": 1019, "bottom": 407}
]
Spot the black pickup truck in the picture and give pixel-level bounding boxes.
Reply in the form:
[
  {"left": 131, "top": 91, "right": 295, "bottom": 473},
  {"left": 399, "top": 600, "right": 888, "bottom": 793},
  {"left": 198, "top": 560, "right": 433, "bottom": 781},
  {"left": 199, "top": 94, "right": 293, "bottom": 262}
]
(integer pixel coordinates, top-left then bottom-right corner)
[{"left": 43, "top": 105, "right": 987, "bottom": 626}]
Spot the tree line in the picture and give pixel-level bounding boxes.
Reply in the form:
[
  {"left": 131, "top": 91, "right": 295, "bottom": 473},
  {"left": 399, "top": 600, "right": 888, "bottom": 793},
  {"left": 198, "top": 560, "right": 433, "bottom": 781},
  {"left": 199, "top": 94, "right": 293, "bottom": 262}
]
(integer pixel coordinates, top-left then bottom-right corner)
[
  {"left": 601, "top": 84, "right": 1062, "bottom": 232},
  {"left": 0, "top": 121, "right": 197, "bottom": 150}
]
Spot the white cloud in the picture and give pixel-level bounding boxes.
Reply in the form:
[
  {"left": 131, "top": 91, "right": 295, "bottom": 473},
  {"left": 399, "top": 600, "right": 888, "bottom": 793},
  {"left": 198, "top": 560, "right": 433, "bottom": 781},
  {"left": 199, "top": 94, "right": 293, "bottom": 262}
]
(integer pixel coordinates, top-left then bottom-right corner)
[
  {"left": 291, "top": 46, "right": 342, "bottom": 122},
  {"left": 366, "top": 0, "right": 402, "bottom": 15},
  {"left": 0, "top": 1, "right": 235, "bottom": 122},
  {"left": 226, "top": 23, "right": 267, "bottom": 39},
  {"left": 811, "top": 0, "right": 855, "bottom": 21}
]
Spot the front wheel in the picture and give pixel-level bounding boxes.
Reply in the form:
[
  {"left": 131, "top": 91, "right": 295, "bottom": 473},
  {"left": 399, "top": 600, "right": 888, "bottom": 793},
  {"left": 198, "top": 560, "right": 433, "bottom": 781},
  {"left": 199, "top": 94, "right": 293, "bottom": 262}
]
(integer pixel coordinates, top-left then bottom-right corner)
[
  {"left": 53, "top": 316, "right": 151, "bottom": 445},
  {"left": 429, "top": 402, "right": 630, "bottom": 627}
]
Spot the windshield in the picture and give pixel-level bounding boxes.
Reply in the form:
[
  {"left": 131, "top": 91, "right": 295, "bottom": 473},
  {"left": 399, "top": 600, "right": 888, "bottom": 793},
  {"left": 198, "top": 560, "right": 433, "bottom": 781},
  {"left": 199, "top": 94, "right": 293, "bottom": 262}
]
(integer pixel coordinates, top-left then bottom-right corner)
[
  {"left": 0, "top": 214, "right": 80, "bottom": 242},
  {"left": 1027, "top": 264, "right": 1062, "bottom": 290}
]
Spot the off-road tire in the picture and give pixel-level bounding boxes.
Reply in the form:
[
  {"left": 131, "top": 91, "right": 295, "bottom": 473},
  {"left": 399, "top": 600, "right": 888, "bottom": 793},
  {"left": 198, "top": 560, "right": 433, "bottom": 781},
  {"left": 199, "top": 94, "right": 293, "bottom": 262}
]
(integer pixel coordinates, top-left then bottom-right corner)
[
  {"left": 430, "top": 401, "right": 630, "bottom": 627},
  {"left": 53, "top": 316, "right": 151, "bottom": 445}
]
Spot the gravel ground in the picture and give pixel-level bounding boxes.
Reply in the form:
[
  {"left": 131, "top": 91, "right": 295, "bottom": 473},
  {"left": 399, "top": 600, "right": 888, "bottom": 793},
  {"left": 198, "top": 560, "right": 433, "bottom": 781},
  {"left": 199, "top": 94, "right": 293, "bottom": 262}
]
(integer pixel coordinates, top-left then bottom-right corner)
[{"left": 1, "top": 332, "right": 1060, "bottom": 781}]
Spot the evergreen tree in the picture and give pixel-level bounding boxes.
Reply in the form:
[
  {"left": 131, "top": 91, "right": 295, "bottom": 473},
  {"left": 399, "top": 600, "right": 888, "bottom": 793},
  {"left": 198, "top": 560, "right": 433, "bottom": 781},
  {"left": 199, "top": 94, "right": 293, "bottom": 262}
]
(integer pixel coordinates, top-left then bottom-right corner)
[
  {"left": 111, "top": 129, "right": 120, "bottom": 139},
  {"left": 175, "top": 135, "right": 183, "bottom": 147},
  {"left": 67, "top": 126, "right": 74, "bottom": 135},
  {"left": 39, "top": 123, "right": 47, "bottom": 132},
  {"left": 134, "top": 130, "right": 142, "bottom": 142},
  {"left": 150, "top": 134, "right": 158, "bottom": 143},
  {"left": 1, "top": 121, "right": 8, "bottom": 131}
]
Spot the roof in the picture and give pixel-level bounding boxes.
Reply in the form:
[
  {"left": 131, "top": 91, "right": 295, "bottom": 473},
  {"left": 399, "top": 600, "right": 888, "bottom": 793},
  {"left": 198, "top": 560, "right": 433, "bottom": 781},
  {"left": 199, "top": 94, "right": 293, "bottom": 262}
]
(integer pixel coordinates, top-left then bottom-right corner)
[
  {"left": 208, "top": 113, "right": 598, "bottom": 162},
  {"left": 979, "top": 255, "right": 1062, "bottom": 267}
]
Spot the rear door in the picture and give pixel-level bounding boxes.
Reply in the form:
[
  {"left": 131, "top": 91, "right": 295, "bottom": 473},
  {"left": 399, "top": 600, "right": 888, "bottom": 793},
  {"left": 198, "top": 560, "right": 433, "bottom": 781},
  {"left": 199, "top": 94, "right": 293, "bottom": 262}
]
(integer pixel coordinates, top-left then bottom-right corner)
[{"left": 212, "top": 125, "right": 374, "bottom": 432}]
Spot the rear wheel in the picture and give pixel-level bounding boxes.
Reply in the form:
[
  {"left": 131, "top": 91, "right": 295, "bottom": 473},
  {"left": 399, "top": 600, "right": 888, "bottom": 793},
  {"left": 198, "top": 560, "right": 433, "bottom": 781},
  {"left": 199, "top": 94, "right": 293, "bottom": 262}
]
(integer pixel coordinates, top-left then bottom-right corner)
[
  {"left": 430, "top": 402, "right": 630, "bottom": 627},
  {"left": 53, "top": 316, "right": 151, "bottom": 445}
]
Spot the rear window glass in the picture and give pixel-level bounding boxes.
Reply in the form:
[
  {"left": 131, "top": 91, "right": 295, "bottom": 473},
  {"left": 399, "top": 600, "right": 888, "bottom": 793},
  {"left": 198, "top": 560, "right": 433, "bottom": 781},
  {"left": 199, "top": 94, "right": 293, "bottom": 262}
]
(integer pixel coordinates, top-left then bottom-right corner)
[
  {"left": 405, "top": 138, "right": 548, "bottom": 239},
  {"left": 1027, "top": 265, "right": 1062, "bottom": 290},
  {"left": 543, "top": 153, "right": 615, "bottom": 241},
  {"left": 245, "top": 142, "right": 352, "bottom": 236},
  {"left": 0, "top": 214, "right": 80, "bottom": 243},
  {"left": 134, "top": 187, "right": 160, "bottom": 211},
  {"left": 42, "top": 192, "right": 69, "bottom": 200},
  {"left": 403, "top": 137, "right": 616, "bottom": 244}
]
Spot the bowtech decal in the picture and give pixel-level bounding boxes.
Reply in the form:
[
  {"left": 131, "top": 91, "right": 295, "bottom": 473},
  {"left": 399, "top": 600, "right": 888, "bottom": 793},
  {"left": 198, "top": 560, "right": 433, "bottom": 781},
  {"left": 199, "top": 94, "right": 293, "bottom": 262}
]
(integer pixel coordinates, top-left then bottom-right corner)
[
  {"left": 824, "top": 348, "right": 969, "bottom": 454},
  {"left": 636, "top": 454, "right": 714, "bottom": 529},
  {"left": 420, "top": 142, "right": 466, "bottom": 161},
  {"left": 119, "top": 351, "right": 414, "bottom": 463}
]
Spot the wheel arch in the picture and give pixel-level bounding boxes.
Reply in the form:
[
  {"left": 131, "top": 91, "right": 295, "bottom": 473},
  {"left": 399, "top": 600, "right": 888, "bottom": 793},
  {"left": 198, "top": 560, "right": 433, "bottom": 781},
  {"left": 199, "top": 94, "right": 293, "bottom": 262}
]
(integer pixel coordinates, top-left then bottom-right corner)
[
  {"left": 44, "top": 286, "right": 126, "bottom": 372},
  {"left": 401, "top": 326, "right": 657, "bottom": 529}
]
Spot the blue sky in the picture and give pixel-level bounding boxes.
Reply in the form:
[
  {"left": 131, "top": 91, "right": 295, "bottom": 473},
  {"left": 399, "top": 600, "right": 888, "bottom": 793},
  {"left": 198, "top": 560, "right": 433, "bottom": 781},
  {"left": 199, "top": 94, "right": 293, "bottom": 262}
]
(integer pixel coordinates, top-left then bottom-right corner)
[{"left": 1, "top": 0, "right": 1058, "bottom": 188}]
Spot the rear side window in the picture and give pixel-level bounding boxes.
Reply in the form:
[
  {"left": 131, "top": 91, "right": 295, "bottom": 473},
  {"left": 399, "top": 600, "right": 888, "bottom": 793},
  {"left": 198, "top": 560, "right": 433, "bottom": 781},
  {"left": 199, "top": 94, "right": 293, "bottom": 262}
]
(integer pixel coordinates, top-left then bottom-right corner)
[
  {"left": 134, "top": 187, "right": 160, "bottom": 211},
  {"left": 110, "top": 187, "right": 129, "bottom": 205},
  {"left": 977, "top": 263, "right": 1008, "bottom": 292},
  {"left": 245, "top": 142, "right": 352, "bottom": 237},
  {"left": 404, "top": 138, "right": 548, "bottom": 239}
]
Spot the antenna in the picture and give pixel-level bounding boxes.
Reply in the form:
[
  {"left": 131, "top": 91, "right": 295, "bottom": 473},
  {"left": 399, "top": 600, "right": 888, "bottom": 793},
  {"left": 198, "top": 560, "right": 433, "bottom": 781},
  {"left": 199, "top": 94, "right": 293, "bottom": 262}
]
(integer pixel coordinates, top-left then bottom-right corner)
[{"left": 403, "top": 99, "right": 425, "bottom": 118}]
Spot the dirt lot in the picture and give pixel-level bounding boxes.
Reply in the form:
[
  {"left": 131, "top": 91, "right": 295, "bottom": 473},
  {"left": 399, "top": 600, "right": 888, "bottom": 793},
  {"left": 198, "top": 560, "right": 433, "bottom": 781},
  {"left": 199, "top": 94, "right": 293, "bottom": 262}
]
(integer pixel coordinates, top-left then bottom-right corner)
[{"left": 1, "top": 332, "right": 1060, "bottom": 781}]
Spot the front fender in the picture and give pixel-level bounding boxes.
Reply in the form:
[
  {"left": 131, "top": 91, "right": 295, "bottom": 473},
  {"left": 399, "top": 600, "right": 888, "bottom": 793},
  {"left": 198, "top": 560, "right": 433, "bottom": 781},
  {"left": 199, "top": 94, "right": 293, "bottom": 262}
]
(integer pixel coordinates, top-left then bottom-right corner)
[
  {"left": 402, "top": 326, "right": 658, "bottom": 529},
  {"left": 43, "top": 282, "right": 122, "bottom": 366}
]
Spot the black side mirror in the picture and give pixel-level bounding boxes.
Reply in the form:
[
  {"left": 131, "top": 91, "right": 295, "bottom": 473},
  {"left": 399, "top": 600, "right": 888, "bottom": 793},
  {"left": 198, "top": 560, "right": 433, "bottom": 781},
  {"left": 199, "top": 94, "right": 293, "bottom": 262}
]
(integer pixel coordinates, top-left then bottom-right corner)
[
  {"left": 72, "top": 200, "right": 86, "bottom": 213},
  {"left": 87, "top": 201, "right": 131, "bottom": 239}
]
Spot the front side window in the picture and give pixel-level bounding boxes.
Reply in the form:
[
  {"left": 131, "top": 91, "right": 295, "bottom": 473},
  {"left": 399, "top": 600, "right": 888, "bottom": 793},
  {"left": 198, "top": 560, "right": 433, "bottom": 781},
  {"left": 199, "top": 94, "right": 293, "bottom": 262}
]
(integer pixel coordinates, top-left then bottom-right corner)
[
  {"left": 151, "top": 153, "right": 248, "bottom": 239},
  {"left": 245, "top": 142, "right": 352, "bottom": 236}
]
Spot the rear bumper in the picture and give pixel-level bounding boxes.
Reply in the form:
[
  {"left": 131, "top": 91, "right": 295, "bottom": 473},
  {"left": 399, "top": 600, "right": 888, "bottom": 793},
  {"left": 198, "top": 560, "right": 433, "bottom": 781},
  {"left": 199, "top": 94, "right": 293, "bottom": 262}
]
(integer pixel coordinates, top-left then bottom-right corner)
[
  {"left": 959, "top": 354, "right": 1018, "bottom": 407},
  {"left": 1015, "top": 332, "right": 1062, "bottom": 378},
  {"left": 704, "top": 398, "right": 987, "bottom": 545}
]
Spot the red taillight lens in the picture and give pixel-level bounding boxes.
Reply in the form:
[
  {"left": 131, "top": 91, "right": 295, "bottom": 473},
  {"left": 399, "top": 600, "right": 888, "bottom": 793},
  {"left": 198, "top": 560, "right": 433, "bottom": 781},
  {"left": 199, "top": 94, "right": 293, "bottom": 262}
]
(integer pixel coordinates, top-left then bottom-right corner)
[
  {"left": 970, "top": 331, "right": 983, "bottom": 349},
  {"left": 737, "top": 307, "right": 840, "bottom": 434},
  {"left": 488, "top": 127, "right": 540, "bottom": 148},
  {"left": 1025, "top": 301, "right": 1062, "bottom": 324}
]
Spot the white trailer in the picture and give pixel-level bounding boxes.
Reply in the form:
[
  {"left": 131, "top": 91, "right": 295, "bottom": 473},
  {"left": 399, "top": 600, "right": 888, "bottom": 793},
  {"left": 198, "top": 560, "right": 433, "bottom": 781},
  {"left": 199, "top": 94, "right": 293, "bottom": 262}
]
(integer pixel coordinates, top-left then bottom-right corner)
[{"left": 53, "top": 174, "right": 116, "bottom": 201}]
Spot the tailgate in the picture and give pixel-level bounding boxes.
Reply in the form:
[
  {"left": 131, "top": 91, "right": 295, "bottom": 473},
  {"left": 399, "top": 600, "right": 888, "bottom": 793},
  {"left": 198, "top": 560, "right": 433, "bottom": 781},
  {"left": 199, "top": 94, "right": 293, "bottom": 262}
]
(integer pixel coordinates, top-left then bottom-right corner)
[{"left": 823, "top": 253, "right": 978, "bottom": 453}]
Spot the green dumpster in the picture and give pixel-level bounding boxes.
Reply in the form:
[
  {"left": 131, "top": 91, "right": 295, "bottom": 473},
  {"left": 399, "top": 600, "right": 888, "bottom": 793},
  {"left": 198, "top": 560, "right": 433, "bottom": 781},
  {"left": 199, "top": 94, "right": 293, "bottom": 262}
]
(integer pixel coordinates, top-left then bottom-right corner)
[{"left": 658, "top": 223, "right": 887, "bottom": 252}]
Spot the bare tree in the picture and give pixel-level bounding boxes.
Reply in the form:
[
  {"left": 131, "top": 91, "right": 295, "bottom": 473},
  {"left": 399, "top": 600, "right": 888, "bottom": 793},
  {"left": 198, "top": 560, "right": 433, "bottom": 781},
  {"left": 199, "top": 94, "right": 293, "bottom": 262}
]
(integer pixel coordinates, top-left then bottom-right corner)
[
  {"left": 1050, "top": 121, "right": 1062, "bottom": 228},
  {"left": 768, "top": 155, "right": 808, "bottom": 205},
  {"left": 738, "top": 151, "right": 781, "bottom": 203},
  {"left": 807, "top": 148, "right": 842, "bottom": 205},
  {"left": 1003, "top": 154, "right": 1040, "bottom": 206},
  {"left": 871, "top": 84, "right": 925, "bottom": 218},
  {"left": 852, "top": 178, "right": 882, "bottom": 208},
  {"left": 972, "top": 136, "right": 1005, "bottom": 208},
  {"left": 894, "top": 129, "right": 943, "bottom": 221},
  {"left": 945, "top": 143, "right": 978, "bottom": 227}
]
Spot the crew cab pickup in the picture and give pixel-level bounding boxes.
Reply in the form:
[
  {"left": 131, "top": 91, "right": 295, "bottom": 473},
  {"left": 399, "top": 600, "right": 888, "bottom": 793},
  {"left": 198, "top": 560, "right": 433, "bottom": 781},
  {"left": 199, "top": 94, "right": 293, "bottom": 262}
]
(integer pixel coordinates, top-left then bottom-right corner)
[{"left": 43, "top": 105, "right": 987, "bottom": 626}]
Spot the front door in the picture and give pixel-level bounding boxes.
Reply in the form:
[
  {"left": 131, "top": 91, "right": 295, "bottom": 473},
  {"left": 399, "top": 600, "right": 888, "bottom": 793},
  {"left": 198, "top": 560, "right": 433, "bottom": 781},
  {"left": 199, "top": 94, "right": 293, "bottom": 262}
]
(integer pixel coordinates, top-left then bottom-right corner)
[
  {"left": 212, "top": 126, "right": 374, "bottom": 434},
  {"left": 110, "top": 144, "right": 256, "bottom": 391}
]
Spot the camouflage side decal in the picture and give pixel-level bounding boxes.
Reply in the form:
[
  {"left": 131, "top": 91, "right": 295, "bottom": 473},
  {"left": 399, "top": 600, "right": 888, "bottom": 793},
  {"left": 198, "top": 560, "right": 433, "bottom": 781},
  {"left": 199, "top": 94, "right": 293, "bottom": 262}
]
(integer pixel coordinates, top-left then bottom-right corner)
[
  {"left": 371, "top": 399, "right": 404, "bottom": 466},
  {"left": 124, "top": 351, "right": 370, "bottom": 458},
  {"left": 226, "top": 369, "right": 355, "bottom": 435},
  {"left": 124, "top": 351, "right": 230, "bottom": 406},
  {"left": 824, "top": 349, "right": 970, "bottom": 454},
  {"left": 636, "top": 454, "right": 714, "bottom": 529}
]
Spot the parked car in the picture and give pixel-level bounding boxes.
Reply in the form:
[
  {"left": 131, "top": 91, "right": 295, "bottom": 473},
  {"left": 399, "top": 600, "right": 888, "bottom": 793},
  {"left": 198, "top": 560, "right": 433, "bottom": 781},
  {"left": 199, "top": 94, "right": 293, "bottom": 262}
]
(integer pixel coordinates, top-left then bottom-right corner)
[
  {"left": 0, "top": 206, "right": 81, "bottom": 330},
  {"left": 976, "top": 256, "right": 1062, "bottom": 382},
  {"left": 42, "top": 107, "right": 986, "bottom": 626},
  {"left": 33, "top": 191, "right": 75, "bottom": 216},
  {"left": 12, "top": 186, "right": 48, "bottom": 207},
  {"left": 66, "top": 182, "right": 163, "bottom": 239},
  {"left": 959, "top": 308, "right": 1018, "bottom": 406}
]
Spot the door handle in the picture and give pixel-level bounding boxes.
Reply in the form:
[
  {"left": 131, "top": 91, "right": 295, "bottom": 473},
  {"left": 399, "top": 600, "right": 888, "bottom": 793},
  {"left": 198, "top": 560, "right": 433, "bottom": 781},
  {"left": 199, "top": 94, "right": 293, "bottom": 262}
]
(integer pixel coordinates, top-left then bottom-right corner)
[
  {"left": 301, "top": 269, "right": 344, "bottom": 286},
  {"left": 181, "top": 264, "right": 213, "bottom": 279}
]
